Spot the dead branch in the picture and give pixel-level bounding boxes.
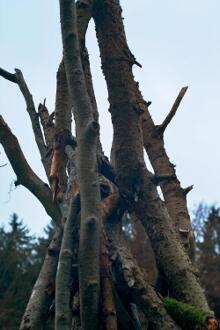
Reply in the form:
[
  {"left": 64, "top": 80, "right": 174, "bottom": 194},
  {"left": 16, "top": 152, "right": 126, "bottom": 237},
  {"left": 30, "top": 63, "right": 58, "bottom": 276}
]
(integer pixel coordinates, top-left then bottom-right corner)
[
  {"left": 20, "top": 226, "right": 63, "bottom": 330},
  {"left": 0, "top": 67, "right": 50, "bottom": 177},
  {"left": 59, "top": 0, "right": 101, "bottom": 329},
  {"left": 38, "top": 100, "right": 55, "bottom": 153},
  {"left": 0, "top": 115, "right": 61, "bottom": 225},
  {"left": 157, "top": 86, "right": 188, "bottom": 135}
]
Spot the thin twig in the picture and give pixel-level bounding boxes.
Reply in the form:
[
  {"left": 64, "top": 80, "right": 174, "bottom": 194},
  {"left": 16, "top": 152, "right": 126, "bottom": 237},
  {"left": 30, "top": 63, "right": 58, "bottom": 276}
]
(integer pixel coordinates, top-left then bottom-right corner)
[{"left": 157, "top": 86, "right": 188, "bottom": 135}]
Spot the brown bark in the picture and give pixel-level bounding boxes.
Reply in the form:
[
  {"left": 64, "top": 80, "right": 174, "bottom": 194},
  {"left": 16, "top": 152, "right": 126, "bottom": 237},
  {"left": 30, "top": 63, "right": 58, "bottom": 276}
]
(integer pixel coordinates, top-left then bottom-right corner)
[
  {"left": 59, "top": 1, "right": 101, "bottom": 329},
  {"left": 0, "top": 115, "right": 61, "bottom": 225},
  {"left": 20, "top": 226, "right": 62, "bottom": 330},
  {"left": 101, "top": 229, "right": 117, "bottom": 330},
  {"left": 50, "top": 60, "right": 72, "bottom": 202},
  {"left": 38, "top": 100, "right": 55, "bottom": 169},
  {"left": 93, "top": 0, "right": 210, "bottom": 312},
  {"left": 141, "top": 87, "right": 194, "bottom": 255},
  {"left": 106, "top": 216, "right": 180, "bottom": 329},
  {"left": 38, "top": 100, "right": 55, "bottom": 151}
]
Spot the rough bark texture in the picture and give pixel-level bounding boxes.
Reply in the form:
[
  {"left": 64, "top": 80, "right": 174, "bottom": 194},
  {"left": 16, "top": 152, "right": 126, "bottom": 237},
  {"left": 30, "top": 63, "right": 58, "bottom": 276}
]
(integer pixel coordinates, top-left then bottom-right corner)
[
  {"left": 0, "top": 115, "right": 61, "bottom": 225},
  {"left": 93, "top": 0, "right": 210, "bottom": 312},
  {"left": 20, "top": 226, "right": 62, "bottom": 330},
  {"left": 59, "top": 1, "right": 101, "bottom": 329},
  {"left": 38, "top": 101, "right": 55, "bottom": 151},
  {"left": 55, "top": 196, "right": 80, "bottom": 330},
  {"left": 100, "top": 230, "right": 118, "bottom": 330},
  {"left": 141, "top": 88, "right": 194, "bottom": 256},
  {"left": 106, "top": 217, "right": 181, "bottom": 330}
]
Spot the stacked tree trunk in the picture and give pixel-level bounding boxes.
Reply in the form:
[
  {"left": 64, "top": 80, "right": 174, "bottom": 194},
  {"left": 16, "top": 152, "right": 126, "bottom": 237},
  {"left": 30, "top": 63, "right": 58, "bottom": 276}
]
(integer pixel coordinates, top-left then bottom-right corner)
[{"left": 0, "top": 0, "right": 219, "bottom": 329}]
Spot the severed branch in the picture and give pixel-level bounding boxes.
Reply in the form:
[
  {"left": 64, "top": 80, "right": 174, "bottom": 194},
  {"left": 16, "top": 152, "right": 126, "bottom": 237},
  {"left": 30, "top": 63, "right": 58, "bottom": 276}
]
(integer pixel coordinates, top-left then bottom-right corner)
[
  {"left": 0, "top": 67, "right": 50, "bottom": 177},
  {"left": 152, "top": 174, "right": 176, "bottom": 186},
  {"left": 0, "top": 115, "right": 61, "bottom": 225},
  {"left": 38, "top": 100, "right": 55, "bottom": 156},
  {"left": 20, "top": 226, "right": 63, "bottom": 330},
  {"left": 157, "top": 86, "right": 188, "bottom": 135}
]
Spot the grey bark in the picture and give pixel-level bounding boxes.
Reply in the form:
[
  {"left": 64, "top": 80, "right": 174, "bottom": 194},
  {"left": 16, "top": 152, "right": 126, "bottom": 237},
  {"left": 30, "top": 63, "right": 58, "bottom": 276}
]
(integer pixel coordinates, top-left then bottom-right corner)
[
  {"left": 20, "top": 226, "right": 62, "bottom": 330},
  {"left": 59, "top": 1, "right": 101, "bottom": 329},
  {"left": 55, "top": 195, "right": 80, "bottom": 330}
]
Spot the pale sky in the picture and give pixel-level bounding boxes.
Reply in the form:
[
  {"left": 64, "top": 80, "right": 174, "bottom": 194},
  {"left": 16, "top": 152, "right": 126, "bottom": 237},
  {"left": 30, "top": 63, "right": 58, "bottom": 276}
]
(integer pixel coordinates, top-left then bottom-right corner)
[{"left": 0, "top": 1, "right": 220, "bottom": 235}]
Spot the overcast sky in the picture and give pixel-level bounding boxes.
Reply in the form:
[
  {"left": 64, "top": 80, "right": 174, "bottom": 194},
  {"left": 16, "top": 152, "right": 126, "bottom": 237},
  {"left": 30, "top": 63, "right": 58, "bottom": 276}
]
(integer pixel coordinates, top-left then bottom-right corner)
[{"left": 0, "top": 1, "right": 220, "bottom": 235}]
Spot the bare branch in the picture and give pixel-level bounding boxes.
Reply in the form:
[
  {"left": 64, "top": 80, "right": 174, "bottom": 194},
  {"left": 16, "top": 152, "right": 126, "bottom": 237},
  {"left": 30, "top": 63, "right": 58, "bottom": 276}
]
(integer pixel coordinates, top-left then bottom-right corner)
[
  {"left": 157, "top": 86, "right": 188, "bottom": 135},
  {"left": 0, "top": 67, "right": 17, "bottom": 83},
  {"left": 0, "top": 115, "right": 61, "bottom": 225},
  {"left": 0, "top": 67, "right": 50, "bottom": 177},
  {"left": 59, "top": 0, "right": 101, "bottom": 329},
  {"left": 183, "top": 185, "right": 194, "bottom": 196}
]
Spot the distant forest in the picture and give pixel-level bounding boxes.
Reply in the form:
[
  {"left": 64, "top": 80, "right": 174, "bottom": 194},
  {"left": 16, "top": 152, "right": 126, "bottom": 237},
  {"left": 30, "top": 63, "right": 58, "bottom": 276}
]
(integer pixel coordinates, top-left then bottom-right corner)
[{"left": 0, "top": 205, "right": 220, "bottom": 329}]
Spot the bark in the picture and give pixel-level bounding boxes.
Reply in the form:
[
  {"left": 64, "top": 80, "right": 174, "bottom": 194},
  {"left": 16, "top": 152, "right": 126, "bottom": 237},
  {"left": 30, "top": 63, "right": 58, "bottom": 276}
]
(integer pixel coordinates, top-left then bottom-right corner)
[
  {"left": 0, "top": 67, "right": 50, "bottom": 177},
  {"left": 38, "top": 100, "right": 55, "bottom": 151},
  {"left": 93, "top": 0, "right": 210, "bottom": 312},
  {"left": 20, "top": 226, "right": 62, "bottom": 330},
  {"left": 38, "top": 100, "right": 55, "bottom": 164},
  {"left": 106, "top": 217, "right": 181, "bottom": 330},
  {"left": 59, "top": 1, "right": 101, "bottom": 329},
  {"left": 100, "top": 194, "right": 119, "bottom": 330},
  {"left": 55, "top": 195, "right": 80, "bottom": 330},
  {"left": 100, "top": 230, "right": 117, "bottom": 330},
  {"left": 51, "top": 60, "right": 72, "bottom": 201},
  {"left": 0, "top": 115, "right": 61, "bottom": 225},
  {"left": 141, "top": 88, "right": 194, "bottom": 255}
]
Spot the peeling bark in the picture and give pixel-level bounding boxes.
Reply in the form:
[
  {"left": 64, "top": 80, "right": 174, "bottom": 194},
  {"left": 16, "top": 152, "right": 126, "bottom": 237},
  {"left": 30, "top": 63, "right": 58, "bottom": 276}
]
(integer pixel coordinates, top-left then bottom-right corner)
[{"left": 59, "top": 1, "right": 101, "bottom": 329}]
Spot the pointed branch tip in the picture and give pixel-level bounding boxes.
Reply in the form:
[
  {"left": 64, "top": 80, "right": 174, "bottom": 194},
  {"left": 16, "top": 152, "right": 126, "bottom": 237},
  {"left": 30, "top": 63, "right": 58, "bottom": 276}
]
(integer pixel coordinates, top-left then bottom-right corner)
[{"left": 157, "top": 86, "right": 189, "bottom": 136}]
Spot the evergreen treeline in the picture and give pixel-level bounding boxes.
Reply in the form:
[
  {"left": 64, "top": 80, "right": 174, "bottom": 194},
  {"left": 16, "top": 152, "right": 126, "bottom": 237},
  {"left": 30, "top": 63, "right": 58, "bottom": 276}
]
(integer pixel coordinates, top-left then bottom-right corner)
[
  {"left": 0, "top": 206, "right": 220, "bottom": 328},
  {"left": 0, "top": 214, "right": 53, "bottom": 330}
]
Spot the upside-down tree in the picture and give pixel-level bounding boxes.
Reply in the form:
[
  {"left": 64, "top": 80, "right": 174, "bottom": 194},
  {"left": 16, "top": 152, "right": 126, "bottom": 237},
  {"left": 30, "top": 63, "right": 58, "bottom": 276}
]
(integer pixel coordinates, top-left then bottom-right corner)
[{"left": 0, "top": 0, "right": 219, "bottom": 329}]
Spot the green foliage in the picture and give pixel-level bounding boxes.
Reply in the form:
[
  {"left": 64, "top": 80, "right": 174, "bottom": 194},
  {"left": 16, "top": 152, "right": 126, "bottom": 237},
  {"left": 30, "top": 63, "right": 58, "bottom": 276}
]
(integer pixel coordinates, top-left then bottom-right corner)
[
  {"left": 0, "top": 214, "right": 54, "bottom": 330},
  {"left": 163, "top": 297, "right": 207, "bottom": 329}
]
